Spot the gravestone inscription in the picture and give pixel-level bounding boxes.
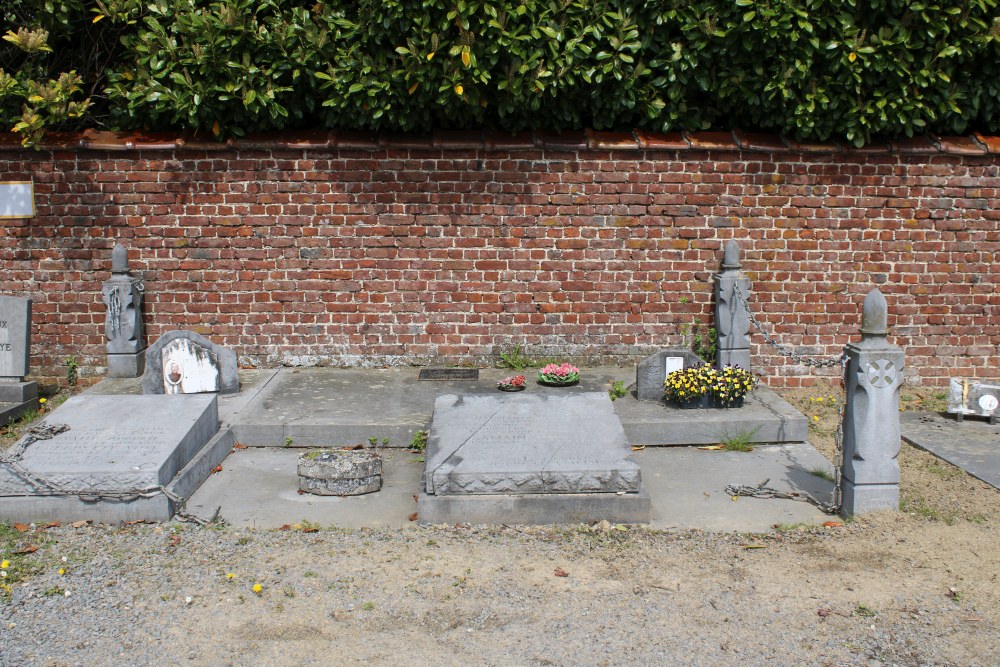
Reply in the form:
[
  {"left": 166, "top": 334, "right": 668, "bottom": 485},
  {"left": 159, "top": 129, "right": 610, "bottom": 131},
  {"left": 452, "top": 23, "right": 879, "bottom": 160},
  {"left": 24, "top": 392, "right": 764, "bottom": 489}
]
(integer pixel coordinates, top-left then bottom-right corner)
[{"left": 0, "top": 296, "right": 38, "bottom": 408}]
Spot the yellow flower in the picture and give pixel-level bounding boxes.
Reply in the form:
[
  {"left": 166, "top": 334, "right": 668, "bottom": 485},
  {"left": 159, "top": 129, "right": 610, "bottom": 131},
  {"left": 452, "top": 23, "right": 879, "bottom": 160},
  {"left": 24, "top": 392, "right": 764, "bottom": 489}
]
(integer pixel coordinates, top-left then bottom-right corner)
[
  {"left": 39, "top": 398, "right": 47, "bottom": 404},
  {"left": 58, "top": 567, "right": 66, "bottom": 576},
  {"left": 226, "top": 572, "right": 236, "bottom": 581},
  {"left": 454, "top": 85, "right": 464, "bottom": 96},
  {"left": 252, "top": 583, "right": 263, "bottom": 595},
  {"left": 813, "top": 415, "right": 820, "bottom": 421},
  {"left": 1, "top": 560, "right": 9, "bottom": 569}
]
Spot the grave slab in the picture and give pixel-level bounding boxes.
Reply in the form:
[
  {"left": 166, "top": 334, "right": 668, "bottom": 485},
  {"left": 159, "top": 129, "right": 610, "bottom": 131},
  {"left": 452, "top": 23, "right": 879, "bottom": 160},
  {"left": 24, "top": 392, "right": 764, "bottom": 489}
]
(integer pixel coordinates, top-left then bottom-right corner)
[
  {"left": 901, "top": 411, "right": 1000, "bottom": 490},
  {"left": 0, "top": 295, "right": 31, "bottom": 378},
  {"left": 420, "top": 392, "right": 649, "bottom": 524},
  {"left": 0, "top": 394, "right": 221, "bottom": 523}
]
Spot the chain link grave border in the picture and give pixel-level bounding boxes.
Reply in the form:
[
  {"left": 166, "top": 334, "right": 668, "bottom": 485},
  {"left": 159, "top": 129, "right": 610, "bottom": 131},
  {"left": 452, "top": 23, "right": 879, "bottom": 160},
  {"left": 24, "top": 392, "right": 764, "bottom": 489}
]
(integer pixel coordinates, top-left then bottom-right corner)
[
  {"left": 727, "top": 283, "right": 846, "bottom": 514},
  {"left": 0, "top": 422, "right": 217, "bottom": 525}
]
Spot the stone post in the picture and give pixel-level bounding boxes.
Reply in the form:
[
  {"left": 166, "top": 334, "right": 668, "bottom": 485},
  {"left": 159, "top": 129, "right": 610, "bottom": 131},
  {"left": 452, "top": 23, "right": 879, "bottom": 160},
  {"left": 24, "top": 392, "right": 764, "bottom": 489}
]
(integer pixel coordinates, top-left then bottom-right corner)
[
  {"left": 840, "top": 288, "right": 904, "bottom": 516},
  {"left": 0, "top": 295, "right": 38, "bottom": 407},
  {"left": 713, "top": 240, "right": 751, "bottom": 370},
  {"left": 102, "top": 244, "right": 145, "bottom": 378}
]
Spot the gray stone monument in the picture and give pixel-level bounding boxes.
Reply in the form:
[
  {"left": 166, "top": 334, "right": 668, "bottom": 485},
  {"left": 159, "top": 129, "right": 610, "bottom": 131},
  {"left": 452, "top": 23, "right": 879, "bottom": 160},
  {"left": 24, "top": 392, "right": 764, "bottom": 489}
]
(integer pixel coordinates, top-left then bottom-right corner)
[
  {"left": 0, "top": 393, "right": 232, "bottom": 523},
  {"left": 714, "top": 240, "right": 752, "bottom": 370},
  {"left": 418, "top": 392, "right": 650, "bottom": 524},
  {"left": 635, "top": 348, "right": 704, "bottom": 401},
  {"left": 102, "top": 244, "right": 146, "bottom": 378},
  {"left": 840, "top": 288, "right": 904, "bottom": 516},
  {"left": 0, "top": 296, "right": 39, "bottom": 423},
  {"left": 140, "top": 330, "right": 239, "bottom": 395}
]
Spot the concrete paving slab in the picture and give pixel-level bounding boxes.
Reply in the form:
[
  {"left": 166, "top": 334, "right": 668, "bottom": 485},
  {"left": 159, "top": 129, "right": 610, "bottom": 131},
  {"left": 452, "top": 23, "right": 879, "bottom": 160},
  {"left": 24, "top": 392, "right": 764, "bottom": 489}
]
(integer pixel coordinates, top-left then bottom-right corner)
[
  {"left": 901, "top": 411, "right": 1000, "bottom": 490},
  {"left": 186, "top": 442, "right": 835, "bottom": 532}
]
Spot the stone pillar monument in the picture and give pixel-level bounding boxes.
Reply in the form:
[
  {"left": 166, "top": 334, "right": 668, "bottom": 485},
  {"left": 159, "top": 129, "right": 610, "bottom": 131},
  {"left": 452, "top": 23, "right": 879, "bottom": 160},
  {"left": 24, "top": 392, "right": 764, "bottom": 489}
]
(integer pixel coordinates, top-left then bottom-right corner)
[
  {"left": 102, "top": 244, "right": 145, "bottom": 378},
  {"left": 840, "top": 288, "right": 904, "bottom": 516},
  {"left": 713, "top": 240, "right": 751, "bottom": 370},
  {"left": 0, "top": 295, "right": 38, "bottom": 408}
]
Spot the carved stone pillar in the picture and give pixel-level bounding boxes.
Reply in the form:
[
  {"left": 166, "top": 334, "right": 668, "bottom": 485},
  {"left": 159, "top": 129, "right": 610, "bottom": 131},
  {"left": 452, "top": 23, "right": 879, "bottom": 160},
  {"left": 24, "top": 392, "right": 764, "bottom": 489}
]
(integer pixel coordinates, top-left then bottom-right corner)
[
  {"left": 102, "top": 244, "right": 145, "bottom": 378},
  {"left": 713, "top": 240, "right": 751, "bottom": 370},
  {"left": 840, "top": 288, "right": 904, "bottom": 516}
]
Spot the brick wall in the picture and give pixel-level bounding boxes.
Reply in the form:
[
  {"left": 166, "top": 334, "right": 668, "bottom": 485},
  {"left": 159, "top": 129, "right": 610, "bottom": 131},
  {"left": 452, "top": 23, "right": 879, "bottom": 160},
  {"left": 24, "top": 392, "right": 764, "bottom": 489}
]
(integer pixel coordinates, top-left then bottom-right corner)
[{"left": 1, "top": 129, "right": 997, "bottom": 388}]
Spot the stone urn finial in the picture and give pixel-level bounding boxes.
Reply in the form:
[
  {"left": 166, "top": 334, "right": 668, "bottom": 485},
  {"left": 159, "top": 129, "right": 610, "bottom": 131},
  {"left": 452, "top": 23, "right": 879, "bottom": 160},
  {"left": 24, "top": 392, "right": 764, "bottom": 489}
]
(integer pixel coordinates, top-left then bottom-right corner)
[
  {"left": 721, "top": 239, "right": 742, "bottom": 271},
  {"left": 111, "top": 244, "right": 128, "bottom": 274},
  {"left": 860, "top": 288, "right": 888, "bottom": 338}
]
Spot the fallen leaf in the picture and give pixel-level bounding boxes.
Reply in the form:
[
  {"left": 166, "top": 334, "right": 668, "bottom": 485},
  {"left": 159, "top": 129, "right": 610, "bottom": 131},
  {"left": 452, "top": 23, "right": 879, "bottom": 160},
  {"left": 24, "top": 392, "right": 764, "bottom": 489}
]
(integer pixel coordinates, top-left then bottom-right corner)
[
  {"left": 631, "top": 445, "right": 646, "bottom": 451},
  {"left": 278, "top": 524, "right": 291, "bottom": 531},
  {"left": 169, "top": 535, "right": 181, "bottom": 547},
  {"left": 823, "top": 521, "right": 844, "bottom": 528},
  {"left": 297, "top": 489, "right": 306, "bottom": 495},
  {"left": 71, "top": 520, "right": 90, "bottom": 528},
  {"left": 13, "top": 545, "right": 37, "bottom": 555},
  {"left": 817, "top": 608, "right": 831, "bottom": 618},
  {"left": 40, "top": 521, "right": 60, "bottom": 529},
  {"left": 211, "top": 464, "right": 223, "bottom": 475},
  {"left": 233, "top": 443, "right": 248, "bottom": 450},
  {"left": 742, "top": 544, "right": 767, "bottom": 550},
  {"left": 554, "top": 567, "right": 569, "bottom": 578},
  {"left": 698, "top": 445, "right": 725, "bottom": 451},
  {"left": 13, "top": 523, "right": 28, "bottom": 532},
  {"left": 301, "top": 526, "right": 319, "bottom": 534},
  {"left": 342, "top": 444, "right": 363, "bottom": 451},
  {"left": 123, "top": 519, "right": 151, "bottom": 526},
  {"left": 408, "top": 512, "right": 419, "bottom": 522}
]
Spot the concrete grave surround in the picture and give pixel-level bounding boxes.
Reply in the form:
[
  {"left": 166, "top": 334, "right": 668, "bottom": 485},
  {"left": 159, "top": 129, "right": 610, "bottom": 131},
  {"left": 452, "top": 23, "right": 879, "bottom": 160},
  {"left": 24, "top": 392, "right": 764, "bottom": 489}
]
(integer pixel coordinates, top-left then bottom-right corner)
[
  {"left": 141, "top": 330, "right": 239, "bottom": 395},
  {"left": 0, "top": 393, "right": 226, "bottom": 523},
  {"left": 0, "top": 295, "right": 31, "bottom": 379},
  {"left": 635, "top": 349, "right": 705, "bottom": 401}
]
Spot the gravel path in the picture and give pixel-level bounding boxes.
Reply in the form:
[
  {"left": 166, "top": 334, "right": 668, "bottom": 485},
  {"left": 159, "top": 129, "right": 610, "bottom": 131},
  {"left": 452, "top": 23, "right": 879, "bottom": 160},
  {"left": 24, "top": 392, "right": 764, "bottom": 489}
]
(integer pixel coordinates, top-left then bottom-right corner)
[{"left": 2, "top": 512, "right": 998, "bottom": 667}]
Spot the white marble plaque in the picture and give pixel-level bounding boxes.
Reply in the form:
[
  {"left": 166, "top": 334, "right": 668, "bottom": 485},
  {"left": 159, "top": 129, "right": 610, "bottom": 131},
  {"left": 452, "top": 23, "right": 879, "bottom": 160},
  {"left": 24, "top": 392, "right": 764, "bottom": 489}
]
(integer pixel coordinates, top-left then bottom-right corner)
[
  {"left": 665, "top": 356, "right": 684, "bottom": 375},
  {"left": 161, "top": 338, "right": 221, "bottom": 394},
  {"left": 0, "top": 182, "right": 34, "bottom": 219}
]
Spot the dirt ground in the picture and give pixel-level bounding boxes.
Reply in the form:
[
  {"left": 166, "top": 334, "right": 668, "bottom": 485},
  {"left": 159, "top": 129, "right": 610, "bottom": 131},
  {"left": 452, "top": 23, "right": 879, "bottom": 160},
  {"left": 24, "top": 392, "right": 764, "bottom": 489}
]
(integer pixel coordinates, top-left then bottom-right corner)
[{"left": 2, "top": 383, "right": 999, "bottom": 666}]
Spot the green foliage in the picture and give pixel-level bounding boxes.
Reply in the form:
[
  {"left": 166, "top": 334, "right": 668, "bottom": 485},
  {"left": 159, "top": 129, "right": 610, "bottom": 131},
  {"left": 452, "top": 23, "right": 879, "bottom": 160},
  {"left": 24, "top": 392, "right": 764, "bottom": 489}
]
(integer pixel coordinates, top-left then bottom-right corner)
[
  {"left": 3, "top": 0, "right": 1000, "bottom": 145},
  {"left": 692, "top": 326, "right": 717, "bottom": 365},
  {"left": 608, "top": 380, "right": 627, "bottom": 401},
  {"left": 409, "top": 430, "right": 428, "bottom": 452},
  {"left": 498, "top": 343, "right": 528, "bottom": 371}
]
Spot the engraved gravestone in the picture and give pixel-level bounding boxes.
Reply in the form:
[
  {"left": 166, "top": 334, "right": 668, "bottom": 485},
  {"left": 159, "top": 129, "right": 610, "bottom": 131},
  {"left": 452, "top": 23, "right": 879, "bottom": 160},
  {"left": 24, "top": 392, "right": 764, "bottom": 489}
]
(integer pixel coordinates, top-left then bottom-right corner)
[
  {"left": 102, "top": 243, "right": 145, "bottom": 378},
  {"left": 635, "top": 349, "right": 703, "bottom": 401},
  {"left": 140, "top": 330, "right": 239, "bottom": 395},
  {"left": 0, "top": 393, "right": 220, "bottom": 523},
  {"left": 0, "top": 296, "right": 38, "bottom": 406}
]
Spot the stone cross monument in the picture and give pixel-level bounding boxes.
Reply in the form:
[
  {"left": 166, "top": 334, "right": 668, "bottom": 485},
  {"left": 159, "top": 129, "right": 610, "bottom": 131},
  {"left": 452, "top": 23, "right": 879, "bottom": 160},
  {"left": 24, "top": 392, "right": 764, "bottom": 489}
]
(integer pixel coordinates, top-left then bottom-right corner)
[
  {"left": 840, "top": 288, "right": 904, "bottom": 516},
  {"left": 102, "top": 244, "right": 146, "bottom": 378},
  {"left": 713, "top": 240, "right": 751, "bottom": 370}
]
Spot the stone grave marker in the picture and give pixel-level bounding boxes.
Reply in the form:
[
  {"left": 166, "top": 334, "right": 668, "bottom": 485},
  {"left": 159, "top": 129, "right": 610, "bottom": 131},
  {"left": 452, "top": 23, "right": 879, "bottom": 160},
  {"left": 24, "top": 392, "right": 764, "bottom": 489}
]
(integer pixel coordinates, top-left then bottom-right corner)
[
  {"left": 419, "top": 392, "right": 649, "bottom": 524},
  {"left": 0, "top": 296, "right": 38, "bottom": 423},
  {"left": 0, "top": 393, "right": 228, "bottom": 523},
  {"left": 140, "top": 330, "right": 239, "bottom": 395},
  {"left": 102, "top": 243, "right": 146, "bottom": 378},
  {"left": 635, "top": 348, "right": 704, "bottom": 401},
  {"left": 947, "top": 378, "right": 999, "bottom": 424}
]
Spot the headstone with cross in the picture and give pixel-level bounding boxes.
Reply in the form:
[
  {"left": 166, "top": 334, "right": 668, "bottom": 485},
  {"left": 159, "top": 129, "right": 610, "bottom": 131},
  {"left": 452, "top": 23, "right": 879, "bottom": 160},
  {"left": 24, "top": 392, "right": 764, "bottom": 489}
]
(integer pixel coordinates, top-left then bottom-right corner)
[{"left": 840, "top": 288, "right": 904, "bottom": 516}]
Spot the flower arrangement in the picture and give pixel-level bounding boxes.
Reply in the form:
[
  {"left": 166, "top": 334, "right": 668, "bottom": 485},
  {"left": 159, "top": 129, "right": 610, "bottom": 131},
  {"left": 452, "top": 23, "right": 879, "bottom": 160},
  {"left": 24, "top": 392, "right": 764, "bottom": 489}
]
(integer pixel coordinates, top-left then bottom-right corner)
[
  {"left": 663, "top": 363, "right": 758, "bottom": 407},
  {"left": 537, "top": 362, "right": 580, "bottom": 386},
  {"left": 663, "top": 363, "right": 716, "bottom": 404},
  {"left": 713, "top": 365, "right": 758, "bottom": 407},
  {"left": 498, "top": 374, "right": 527, "bottom": 391}
]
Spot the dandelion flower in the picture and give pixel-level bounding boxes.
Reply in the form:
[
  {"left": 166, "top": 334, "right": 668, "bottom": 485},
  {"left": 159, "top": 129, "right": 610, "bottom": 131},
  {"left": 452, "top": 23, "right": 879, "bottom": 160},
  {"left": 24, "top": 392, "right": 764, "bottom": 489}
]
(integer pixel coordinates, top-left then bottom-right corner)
[
  {"left": 813, "top": 415, "right": 820, "bottom": 421},
  {"left": 1, "top": 560, "right": 9, "bottom": 569},
  {"left": 226, "top": 572, "right": 236, "bottom": 581},
  {"left": 252, "top": 583, "right": 263, "bottom": 595},
  {"left": 58, "top": 568, "right": 66, "bottom": 576},
  {"left": 39, "top": 398, "right": 47, "bottom": 404}
]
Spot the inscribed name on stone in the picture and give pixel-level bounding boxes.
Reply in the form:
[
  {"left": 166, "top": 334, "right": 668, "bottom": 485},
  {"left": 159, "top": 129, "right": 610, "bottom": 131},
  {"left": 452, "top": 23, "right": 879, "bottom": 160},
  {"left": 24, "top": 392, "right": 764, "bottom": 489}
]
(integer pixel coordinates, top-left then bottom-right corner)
[
  {"left": 0, "top": 296, "right": 31, "bottom": 378},
  {"left": 161, "top": 338, "right": 221, "bottom": 394},
  {"left": 425, "top": 392, "right": 641, "bottom": 496},
  {"left": 0, "top": 394, "right": 218, "bottom": 495}
]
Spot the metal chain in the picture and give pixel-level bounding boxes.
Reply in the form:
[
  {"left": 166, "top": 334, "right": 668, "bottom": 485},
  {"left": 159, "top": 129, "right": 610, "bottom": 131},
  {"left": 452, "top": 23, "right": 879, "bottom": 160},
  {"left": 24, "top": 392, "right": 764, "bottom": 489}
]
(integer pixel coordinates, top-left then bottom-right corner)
[
  {"left": 734, "top": 283, "right": 847, "bottom": 368},
  {"left": 1, "top": 422, "right": 217, "bottom": 526},
  {"left": 725, "top": 477, "right": 840, "bottom": 515}
]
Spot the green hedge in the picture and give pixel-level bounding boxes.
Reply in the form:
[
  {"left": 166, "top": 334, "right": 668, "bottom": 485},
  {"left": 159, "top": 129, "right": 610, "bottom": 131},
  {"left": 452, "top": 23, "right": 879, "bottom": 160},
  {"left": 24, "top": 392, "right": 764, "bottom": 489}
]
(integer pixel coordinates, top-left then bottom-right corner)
[{"left": 2, "top": 0, "right": 999, "bottom": 146}]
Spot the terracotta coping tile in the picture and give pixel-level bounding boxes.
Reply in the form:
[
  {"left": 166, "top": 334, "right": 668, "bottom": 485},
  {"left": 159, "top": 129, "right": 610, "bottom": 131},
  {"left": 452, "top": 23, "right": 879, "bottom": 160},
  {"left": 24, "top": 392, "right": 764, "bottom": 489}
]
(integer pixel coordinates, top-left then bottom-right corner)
[
  {"left": 483, "top": 132, "right": 537, "bottom": 151},
  {"left": 333, "top": 131, "right": 380, "bottom": 149},
  {"left": 933, "top": 135, "right": 987, "bottom": 155},
  {"left": 733, "top": 130, "right": 787, "bottom": 152},
  {"left": 684, "top": 131, "right": 738, "bottom": 150},
  {"left": 851, "top": 141, "right": 891, "bottom": 154},
  {"left": 585, "top": 129, "right": 639, "bottom": 150},
  {"left": 634, "top": 130, "right": 688, "bottom": 150},
  {"left": 973, "top": 133, "right": 1000, "bottom": 154},
  {"left": 433, "top": 130, "right": 485, "bottom": 149},
  {"left": 378, "top": 134, "right": 435, "bottom": 149},
  {"left": 889, "top": 137, "right": 939, "bottom": 154},
  {"left": 781, "top": 137, "right": 843, "bottom": 153},
  {"left": 534, "top": 130, "right": 589, "bottom": 150},
  {"left": 238, "top": 130, "right": 336, "bottom": 149}
]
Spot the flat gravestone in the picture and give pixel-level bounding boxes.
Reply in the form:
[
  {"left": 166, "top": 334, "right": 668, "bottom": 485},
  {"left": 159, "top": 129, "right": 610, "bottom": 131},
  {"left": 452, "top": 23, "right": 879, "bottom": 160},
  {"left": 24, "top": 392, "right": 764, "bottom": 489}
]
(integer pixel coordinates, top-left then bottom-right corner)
[
  {"left": 0, "top": 296, "right": 31, "bottom": 379},
  {"left": 0, "top": 394, "right": 225, "bottom": 523},
  {"left": 419, "top": 392, "right": 649, "bottom": 524}
]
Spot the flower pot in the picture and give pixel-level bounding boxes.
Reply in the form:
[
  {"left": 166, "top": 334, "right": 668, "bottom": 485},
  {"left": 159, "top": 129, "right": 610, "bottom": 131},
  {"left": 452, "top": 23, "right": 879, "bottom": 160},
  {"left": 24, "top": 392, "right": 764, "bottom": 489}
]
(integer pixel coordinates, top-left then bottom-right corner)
[
  {"left": 498, "top": 384, "right": 526, "bottom": 392},
  {"left": 715, "top": 396, "right": 746, "bottom": 409},
  {"left": 297, "top": 449, "right": 382, "bottom": 496},
  {"left": 675, "top": 394, "right": 714, "bottom": 409},
  {"left": 537, "top": 378, "right": 579, "bottom": 387}
]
